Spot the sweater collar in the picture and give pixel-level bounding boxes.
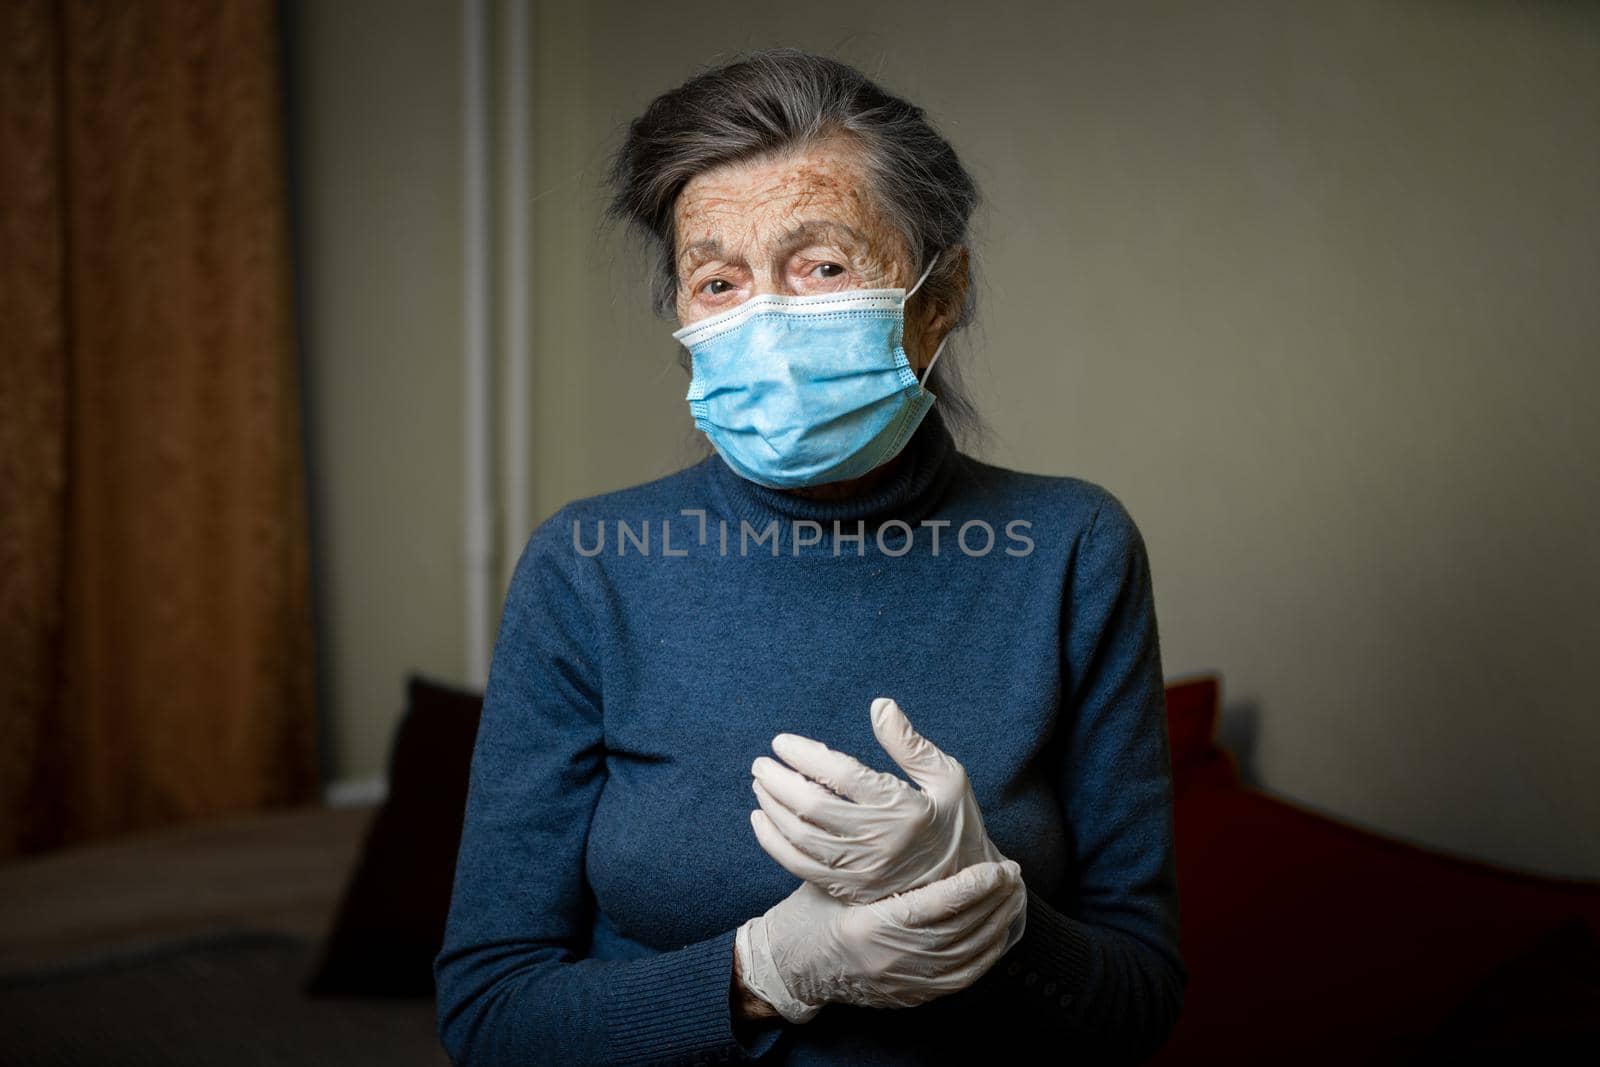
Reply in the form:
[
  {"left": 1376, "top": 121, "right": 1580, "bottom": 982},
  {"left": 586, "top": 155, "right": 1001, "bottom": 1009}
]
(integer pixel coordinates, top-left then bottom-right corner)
[{"left": 703, "top": 405, "right": 959, "bottom": 534}]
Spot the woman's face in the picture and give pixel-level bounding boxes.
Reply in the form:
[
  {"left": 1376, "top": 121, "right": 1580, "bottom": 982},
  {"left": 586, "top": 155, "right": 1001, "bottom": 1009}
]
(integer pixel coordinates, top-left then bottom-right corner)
[{"left": 672, "top": 136, "right": 935, "bottom": 365}]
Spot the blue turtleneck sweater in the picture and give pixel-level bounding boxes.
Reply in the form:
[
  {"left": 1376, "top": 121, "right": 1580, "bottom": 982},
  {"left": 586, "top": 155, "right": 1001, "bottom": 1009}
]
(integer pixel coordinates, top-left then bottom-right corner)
[{"left": 433, "top": 407, "right": 1187, "bottom": 1065}]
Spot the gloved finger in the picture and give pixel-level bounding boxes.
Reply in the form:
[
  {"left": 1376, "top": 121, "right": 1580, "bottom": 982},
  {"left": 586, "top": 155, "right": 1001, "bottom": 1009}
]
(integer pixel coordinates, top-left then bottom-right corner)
[
  {"left": 923, "top": 861, "right": 1022, "bottom": 942},
  {"left": 881, "top": 859, "right": 1018, "bottom": 933},
  {"left": 750, "top": 806, "right": 868, "bottom": 896},
  {"left": 858, "top": 880, "right": 1023, "bottom": 1009},
  {"left": 920, "top": 884, "right": 1028, "bottom": 996},
  {"left": 770, "top": 731, "right": 906, "bottom": 807},
  {"left": 750, "top": 778, "right": 847, "bottom": 872},
  {"left": 871, "top": 698, "right": 963, "bottom": 794},
  {"left": 1002, "top": 900, "right": 1027, "bottom": 955},
  {"left": 963, "top": 879, "right": 1027, "bottom": 965},
  {"left": 751, "top": 754, "right": 860, "bottom": 835}
]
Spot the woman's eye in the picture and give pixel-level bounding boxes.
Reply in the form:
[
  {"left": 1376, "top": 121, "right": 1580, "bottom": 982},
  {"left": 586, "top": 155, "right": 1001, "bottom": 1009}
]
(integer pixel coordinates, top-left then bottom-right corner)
[
  {"left": 700, "top": 278, "right": 732, "bottom": 296},
  {"left": 812, "top": 263, "right": 845, "bottom": 279}
]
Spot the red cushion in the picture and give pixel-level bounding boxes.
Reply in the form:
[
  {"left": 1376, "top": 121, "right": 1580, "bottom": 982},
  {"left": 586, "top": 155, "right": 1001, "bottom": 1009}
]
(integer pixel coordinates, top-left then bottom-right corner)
[
  {"left": 1163, "top": 673, "right": 1237, "bottom": 795},
  {"left": 305, "top": 674, "right": 483, "bottom": 997},
  {"left": 1149, "top": 677, "right": 1600, "bottom": 1064},
  {"left": 1163, "top": 674, "right": 1218, "bottom": 762}
]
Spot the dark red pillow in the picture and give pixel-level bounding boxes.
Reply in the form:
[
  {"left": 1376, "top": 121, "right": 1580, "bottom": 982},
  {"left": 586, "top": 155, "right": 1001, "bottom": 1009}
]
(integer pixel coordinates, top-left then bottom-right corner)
[
  {"left": 1163, "top": 673, "right": 1235, "bottom": 794},
  {"left": 304, "top": 674, "right": 483, "bottom": 997}
]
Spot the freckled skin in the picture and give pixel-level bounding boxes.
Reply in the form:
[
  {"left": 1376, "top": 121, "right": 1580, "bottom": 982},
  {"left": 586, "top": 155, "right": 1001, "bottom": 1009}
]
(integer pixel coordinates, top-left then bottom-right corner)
[{"left": 673, "top": 137, "right": 968, "bottom": 501}]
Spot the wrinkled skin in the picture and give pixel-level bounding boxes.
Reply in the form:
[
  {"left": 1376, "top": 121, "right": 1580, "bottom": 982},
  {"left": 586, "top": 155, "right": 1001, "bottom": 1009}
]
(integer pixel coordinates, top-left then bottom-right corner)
[{"left": 672, "top": 134, "right": 967, "bottom": 501}]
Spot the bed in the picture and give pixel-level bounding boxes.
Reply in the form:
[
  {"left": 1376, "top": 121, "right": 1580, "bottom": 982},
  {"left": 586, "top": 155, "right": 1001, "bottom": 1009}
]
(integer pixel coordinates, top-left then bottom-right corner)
[{"left": 0, "top": 801, "right": 446, "bottom": 1065}]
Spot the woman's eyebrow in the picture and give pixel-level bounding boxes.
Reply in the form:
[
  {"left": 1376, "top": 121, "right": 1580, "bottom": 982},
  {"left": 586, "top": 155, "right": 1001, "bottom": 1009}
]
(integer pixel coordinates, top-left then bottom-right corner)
[
  {"left": 678, "top": 219, "right": 868, "bottom": 272},
  {"left": 775, "top": 219, "right": 867, "bottom": 258},
  {"left": 679, "top": 237, "right": 726, "bottom": 271}
]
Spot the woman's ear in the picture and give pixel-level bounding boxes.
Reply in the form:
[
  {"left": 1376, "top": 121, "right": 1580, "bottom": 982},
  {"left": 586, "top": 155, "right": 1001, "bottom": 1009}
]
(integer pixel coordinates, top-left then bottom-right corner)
[{"left": 913, "top": 244, "right": 969, "bottom": 369}]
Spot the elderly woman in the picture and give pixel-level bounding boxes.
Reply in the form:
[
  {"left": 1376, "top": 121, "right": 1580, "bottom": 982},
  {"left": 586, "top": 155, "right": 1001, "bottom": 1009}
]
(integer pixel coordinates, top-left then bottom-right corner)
[{"left": 434, "top": 48, "right": 1185, "bottom": 1066}]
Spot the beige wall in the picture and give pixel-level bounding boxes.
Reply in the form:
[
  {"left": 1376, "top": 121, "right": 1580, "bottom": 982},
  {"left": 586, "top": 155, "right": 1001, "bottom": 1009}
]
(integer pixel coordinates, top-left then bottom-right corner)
[
  {"left": 287, "top": 0, "right": 466, "bottom": 791},
  {"left": 290, "top": 0, "right": 1600, "bottom": 876}
]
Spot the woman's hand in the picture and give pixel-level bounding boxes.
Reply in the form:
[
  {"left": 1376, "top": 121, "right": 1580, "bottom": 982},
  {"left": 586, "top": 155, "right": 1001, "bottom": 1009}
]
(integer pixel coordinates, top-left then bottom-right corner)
[
  {"left": 735, "top": 857, "right": 1026, "bottom": 1018},
  {"left": 749, "top": 697, "right": 1010, "bottom": 904}
]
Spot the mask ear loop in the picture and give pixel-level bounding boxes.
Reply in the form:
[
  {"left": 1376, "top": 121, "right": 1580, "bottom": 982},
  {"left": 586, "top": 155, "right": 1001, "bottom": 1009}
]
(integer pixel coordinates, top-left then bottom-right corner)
[
  {"left": 918, "top": 335, "right": 948, "bottom": 390},
  {"left": 905, "top": 254, "right": 940, "bottom": 300},
  {"left": 906, "top": 251, "right": 946, "bottom": 390}
]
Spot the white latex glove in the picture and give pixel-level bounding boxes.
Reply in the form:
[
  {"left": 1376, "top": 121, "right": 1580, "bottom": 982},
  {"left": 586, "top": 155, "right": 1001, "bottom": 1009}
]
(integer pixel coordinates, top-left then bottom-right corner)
[
  {"left": 750, "top": 697, "right": 1028, "bottom": 962},
  {"left": 735, "top": 855, "right": 1026, "bottom": 1021},
  {"left": 750, "top": 697, "right": 1010, "bottom": 904}
]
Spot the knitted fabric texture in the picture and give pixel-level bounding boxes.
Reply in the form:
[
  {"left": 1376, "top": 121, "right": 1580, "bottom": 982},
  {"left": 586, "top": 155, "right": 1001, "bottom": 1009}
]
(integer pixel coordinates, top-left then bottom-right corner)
[{"left": 434, "top": 406, "right": 1187, "bottom": 1065}]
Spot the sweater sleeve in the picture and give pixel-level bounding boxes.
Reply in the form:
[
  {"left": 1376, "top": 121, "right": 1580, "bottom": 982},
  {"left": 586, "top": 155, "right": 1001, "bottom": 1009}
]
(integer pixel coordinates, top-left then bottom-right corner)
[
  {"left": 962, "top": 490, "right": 1188, "bottom": 1064},
  {"left": 433, "top": 510, "right": 786, "bottom": 1066}
]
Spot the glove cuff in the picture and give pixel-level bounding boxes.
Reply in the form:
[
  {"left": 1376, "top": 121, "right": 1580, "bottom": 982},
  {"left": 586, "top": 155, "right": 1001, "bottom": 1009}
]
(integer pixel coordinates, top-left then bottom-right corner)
[{"left": 736, "top": 916, "right": 823, "bottom": 1025}]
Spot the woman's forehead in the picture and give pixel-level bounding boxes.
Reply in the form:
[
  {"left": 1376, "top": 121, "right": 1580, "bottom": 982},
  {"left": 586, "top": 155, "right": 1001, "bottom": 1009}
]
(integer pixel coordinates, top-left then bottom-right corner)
[{"left": 673, "top": 140, "right": 893, "bottom": 259}]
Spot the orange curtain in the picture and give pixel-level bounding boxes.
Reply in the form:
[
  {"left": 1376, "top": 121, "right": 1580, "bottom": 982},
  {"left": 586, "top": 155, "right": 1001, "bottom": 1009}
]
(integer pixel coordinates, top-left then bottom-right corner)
[{"left": 0, "top": 0, "right": 319, "bottom": 861}]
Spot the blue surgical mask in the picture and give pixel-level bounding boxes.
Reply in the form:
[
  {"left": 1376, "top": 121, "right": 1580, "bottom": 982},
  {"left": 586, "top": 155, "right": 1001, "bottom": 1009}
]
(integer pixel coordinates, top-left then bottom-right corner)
[{"left": 673, "top": 255, "right": 949, "bottom": 489}]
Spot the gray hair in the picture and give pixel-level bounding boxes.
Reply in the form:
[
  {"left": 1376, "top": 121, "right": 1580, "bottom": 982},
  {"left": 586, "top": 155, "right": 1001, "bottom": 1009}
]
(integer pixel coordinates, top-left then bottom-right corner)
[{"left": 599, "top": 46, "right": 989, "bottom": 450}]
